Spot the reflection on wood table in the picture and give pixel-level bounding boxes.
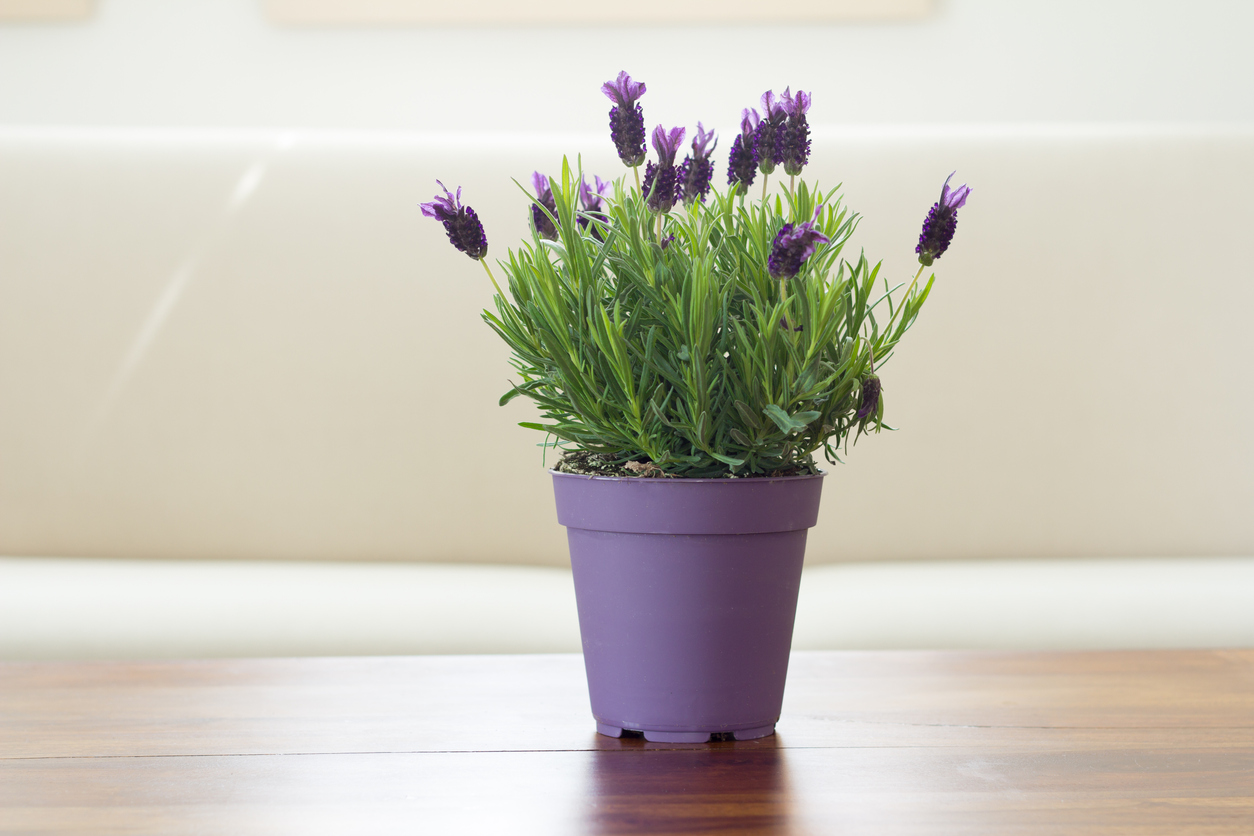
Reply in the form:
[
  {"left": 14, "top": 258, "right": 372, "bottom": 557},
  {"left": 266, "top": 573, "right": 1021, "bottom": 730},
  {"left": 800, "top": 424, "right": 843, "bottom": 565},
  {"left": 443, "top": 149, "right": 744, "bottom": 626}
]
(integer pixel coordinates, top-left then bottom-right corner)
[{"left": 2, "top": 650, "right": 1252, "bottom": 834}]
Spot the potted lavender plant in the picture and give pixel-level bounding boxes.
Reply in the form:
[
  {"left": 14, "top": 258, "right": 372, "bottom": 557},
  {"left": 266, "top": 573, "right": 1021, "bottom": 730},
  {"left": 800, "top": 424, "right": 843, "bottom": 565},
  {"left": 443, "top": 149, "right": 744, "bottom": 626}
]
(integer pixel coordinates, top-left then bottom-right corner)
[{"left": 421, "top": 72, "right": 970, "bottom": 743}]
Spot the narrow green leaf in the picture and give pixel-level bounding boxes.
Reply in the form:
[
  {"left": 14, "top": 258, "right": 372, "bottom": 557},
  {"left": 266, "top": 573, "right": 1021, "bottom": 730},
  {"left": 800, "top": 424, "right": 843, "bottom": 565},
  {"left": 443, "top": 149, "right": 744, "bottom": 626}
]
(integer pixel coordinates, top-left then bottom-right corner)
[{"left": 763, "top": 404, "right": 801, "bottom": 434}]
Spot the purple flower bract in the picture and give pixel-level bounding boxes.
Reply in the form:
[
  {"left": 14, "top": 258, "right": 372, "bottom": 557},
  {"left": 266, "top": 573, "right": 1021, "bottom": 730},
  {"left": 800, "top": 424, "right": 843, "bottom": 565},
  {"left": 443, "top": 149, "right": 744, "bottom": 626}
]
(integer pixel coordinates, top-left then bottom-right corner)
[
  {"left": 651, "top": 124, "right": 687, "bottom": 166},
  {"left": 579, "top": 175, "right": 610, "bottom": 213}
]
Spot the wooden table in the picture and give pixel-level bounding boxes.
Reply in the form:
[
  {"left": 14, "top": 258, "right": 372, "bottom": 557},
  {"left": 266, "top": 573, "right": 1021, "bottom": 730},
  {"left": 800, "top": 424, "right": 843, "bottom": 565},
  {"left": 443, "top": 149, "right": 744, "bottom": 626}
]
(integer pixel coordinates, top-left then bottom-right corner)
[{"left": 1, "top": 650, "right": 1251, "bottom": 834}]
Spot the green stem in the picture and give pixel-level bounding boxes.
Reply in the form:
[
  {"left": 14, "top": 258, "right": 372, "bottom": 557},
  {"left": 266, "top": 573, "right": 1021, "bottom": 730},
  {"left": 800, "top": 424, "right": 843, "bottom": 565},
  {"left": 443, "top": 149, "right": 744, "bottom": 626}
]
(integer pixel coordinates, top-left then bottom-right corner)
[
  {"left": 633, "top": 165, "right": 642, "bottom": 196},
  {"left": 656, "top": 212, "right": 662, "bottom": 243},
  {"left": 762, "top": 173, "right": 769, "bottom": 203},
  {"left": 887, "top": 264, "right": 927, "bottom": 331},
  {"left": 779, "top": 276, "right": 790, "bottom": 332},
  {"left": 480, "top": 258, "right": 505, "bottom": 299},
  {"left": 901, "top": 264, "right": 926, "bottom": 307}
]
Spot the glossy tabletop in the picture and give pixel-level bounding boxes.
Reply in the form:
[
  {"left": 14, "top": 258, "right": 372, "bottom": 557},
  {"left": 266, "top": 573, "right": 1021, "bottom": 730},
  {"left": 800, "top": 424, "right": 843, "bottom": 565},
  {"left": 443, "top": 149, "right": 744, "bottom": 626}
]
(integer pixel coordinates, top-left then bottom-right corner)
[{"left": 1, "top": 650, "right": 1252, "bottom": 834}]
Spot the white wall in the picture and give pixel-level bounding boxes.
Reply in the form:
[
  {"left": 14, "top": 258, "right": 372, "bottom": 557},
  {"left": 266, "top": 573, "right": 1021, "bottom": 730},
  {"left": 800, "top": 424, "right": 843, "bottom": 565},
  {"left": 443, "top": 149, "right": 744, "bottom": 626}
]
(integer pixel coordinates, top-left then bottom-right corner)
[
  {"left": 0, "top": 0, "right": 1251, "bottom": 132},
  {"left": 3, "top": 126, "right": 1252, "bottom": 565},
  {"left": 2, "top": 1, "right": 1252, "bottom": 566}
]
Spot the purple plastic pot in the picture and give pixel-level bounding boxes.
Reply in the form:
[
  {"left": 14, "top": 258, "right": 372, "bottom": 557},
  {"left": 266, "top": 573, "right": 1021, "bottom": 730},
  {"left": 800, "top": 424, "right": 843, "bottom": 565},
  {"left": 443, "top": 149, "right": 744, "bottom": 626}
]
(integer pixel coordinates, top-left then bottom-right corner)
[{"left": 552, "top": 469, "right": 825, "bottom": 743}]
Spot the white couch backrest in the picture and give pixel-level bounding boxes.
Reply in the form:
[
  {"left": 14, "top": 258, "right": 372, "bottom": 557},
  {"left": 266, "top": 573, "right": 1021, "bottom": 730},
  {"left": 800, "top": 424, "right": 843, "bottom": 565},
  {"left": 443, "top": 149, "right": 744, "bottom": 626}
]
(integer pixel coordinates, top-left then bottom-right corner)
[{"left": 2, "top": 126, "right": 1251, "bottom": 565}]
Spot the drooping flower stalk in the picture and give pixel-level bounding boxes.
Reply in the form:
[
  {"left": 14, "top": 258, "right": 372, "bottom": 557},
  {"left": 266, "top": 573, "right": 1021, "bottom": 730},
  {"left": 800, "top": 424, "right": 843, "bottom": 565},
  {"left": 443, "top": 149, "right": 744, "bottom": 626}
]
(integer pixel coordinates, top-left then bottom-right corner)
[
  {"left": 641, "top": 124, "right": 686, "bottom": 217},
  {"left": 601, "top": 71, "right": 648, "bottom": 174},
  {"left": 419, "top": 180, "right": 500, "bottom": 296},
  {"left": 779, "top": 87, "right": 812, "bottom": 190},
  {"left": 679, "top": 122, "right": 717, "bottom": 206},
  {"left": 916, "top": 172, "right": 972, "bottom": 266},
  {"left": 530, "top": 171, "right": 559, "bottom": 241},
  {"left": 579, "top": 175, "right": 610, "bottom": 213},
  {"left": 855, "top": 375, "right": 881, "bottom": 420},
  {"left": 726, "top": 109, "right": 759, "bottom": 197}
]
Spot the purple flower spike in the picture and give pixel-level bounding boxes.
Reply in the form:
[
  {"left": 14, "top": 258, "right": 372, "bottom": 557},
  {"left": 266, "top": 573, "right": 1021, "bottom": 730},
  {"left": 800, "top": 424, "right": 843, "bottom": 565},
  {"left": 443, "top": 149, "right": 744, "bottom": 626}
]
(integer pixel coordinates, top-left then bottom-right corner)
[
  {"left": 781, "top": 87, "right": 811, "bottom": 117},
  {"left": 420, "top": 180, "right": 488, "bottom": 260},
  {"left": 855, "top": 375, "right": 881, "bottom": 420},
  {"left": 690, "top": 122, "right": 717, "bottom": 158},
  {"left": 642, "top": 125, "right": 686, "bottom": 214},
  {"left": 530, "top": 171, "right": 559, "bottom": 241},
  {"left": 767, "top": 207, "right": 830, "bottom": 279},
  {"left": 754, "top": 90, "right": 787, "bottom": 175},
  {"left": 680, "top": 122, "right": 717, "bottom": 206},
  {"left": 726, "top": 109, "right": 760, "bottom": 195},
  {"left": 741, "top": 108, "right": 761, "bottom": 136},
  {"left": 602, "top": 71, "right": 648, "bottom": 168},
  {"left": 779, "top": 87, "right": 812, "bottom": 177},
  {"left": 759, "top": 90, "right": 786, "bottom": 121},
  {"left": 915, "top": 172, "right": 973, "bottom": 266}
]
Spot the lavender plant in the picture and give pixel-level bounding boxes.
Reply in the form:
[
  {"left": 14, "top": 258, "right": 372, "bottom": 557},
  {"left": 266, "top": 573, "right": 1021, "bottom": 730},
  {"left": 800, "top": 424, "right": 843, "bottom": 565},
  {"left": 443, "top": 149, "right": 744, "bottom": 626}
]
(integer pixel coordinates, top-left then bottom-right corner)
[{"left": 422, "top": 75, "right": 971, "bottom": 477}]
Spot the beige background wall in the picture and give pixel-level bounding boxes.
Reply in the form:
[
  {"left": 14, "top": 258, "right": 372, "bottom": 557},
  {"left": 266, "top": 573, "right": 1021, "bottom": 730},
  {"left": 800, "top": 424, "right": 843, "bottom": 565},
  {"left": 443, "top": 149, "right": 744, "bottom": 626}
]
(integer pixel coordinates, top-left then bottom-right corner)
[{"left": 2, "top": 126, "right": 1251, "bottom": 566}]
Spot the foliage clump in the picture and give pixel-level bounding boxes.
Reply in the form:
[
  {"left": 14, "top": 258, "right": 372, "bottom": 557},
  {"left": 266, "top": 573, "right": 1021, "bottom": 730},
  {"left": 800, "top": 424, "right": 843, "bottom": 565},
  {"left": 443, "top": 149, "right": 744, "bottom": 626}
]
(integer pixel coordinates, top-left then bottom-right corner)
[
  {"left": 485, "top": 161, "right": 931, "bottom": 478},
  {"left": 422, "top": 73, "right": 970, "bottom": 478}
]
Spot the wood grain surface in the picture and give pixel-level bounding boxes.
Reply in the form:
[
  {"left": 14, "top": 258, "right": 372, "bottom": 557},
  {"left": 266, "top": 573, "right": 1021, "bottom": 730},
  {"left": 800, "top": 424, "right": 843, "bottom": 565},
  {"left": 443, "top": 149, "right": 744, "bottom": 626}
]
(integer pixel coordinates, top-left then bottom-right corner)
[{"left": 2, "top": 650, "right": 1252, "bottom": 834}]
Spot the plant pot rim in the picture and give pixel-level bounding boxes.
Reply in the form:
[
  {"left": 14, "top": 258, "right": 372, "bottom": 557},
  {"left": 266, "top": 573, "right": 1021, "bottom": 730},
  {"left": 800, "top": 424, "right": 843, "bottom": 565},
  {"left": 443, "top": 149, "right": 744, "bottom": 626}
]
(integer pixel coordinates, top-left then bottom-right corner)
[
  {"left": 549, "top": 469, "right": 827, "bottom": 485},
  {"left": 551, "top": 468, "right": 827, "bottom": 534}
]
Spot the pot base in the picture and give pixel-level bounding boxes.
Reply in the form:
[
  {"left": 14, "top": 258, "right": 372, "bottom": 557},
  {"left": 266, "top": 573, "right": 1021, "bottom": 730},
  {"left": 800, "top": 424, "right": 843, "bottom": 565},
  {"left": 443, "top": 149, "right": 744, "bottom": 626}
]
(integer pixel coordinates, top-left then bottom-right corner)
[{"left": 596, "top": 722, "right": 776, "bottom": 743}]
